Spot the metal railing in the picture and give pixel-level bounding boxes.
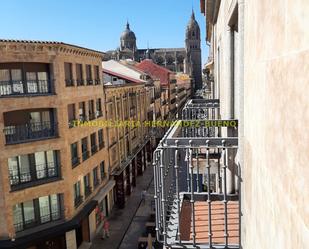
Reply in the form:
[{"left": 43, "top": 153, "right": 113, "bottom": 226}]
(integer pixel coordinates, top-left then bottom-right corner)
[
  {"left": 0, "top": 79, "right": 53, "bottom": 97},
  {"left": 14, "top": 208, "right": 63, "bottom": 232},
  {"left": 9, "top": 162, "right": 59, "bottom": 186},
  {"left": 74, "top": 195, "right": 83, "bottom": 207},
  {"left": 153, "top": 99, "right": 240, "bottom": 249},
  {"left": 3, "top": 121, "right": 58, "bottom": 144},
  {"left": 84, "top": 186, "right": 92, "bottom": 197}
]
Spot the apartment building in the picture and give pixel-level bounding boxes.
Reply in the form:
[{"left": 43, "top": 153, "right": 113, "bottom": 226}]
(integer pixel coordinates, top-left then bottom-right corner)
[
  {"left": 102, "top": 60, "right": 154, "bottom": 209},
  {"left": 201, "top": 0, "right": 309, "bottom": 248},
  {"left": 0, "top": 40, "right": 114, "bottom": 249},
  {"left": 135, "top": 59, "right": 177, "bottom": 120}
]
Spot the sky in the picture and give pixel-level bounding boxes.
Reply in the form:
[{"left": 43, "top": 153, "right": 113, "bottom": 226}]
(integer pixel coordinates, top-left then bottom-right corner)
[{"left": 1, "top": 0, "right": 209, "bottom": 64}]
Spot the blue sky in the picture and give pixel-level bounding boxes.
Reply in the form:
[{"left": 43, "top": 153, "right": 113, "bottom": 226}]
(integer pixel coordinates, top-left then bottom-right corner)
[{"left": 1, "top": 0, "right": 208, "bottom": 63}]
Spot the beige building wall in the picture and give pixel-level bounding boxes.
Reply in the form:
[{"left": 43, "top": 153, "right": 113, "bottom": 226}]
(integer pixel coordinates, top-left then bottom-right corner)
[
  {"left": 243, "top": 0, "right": 309, "bottom": 248},
  {"left": 203, "top": 0, "right": 309, "bottom": 248}
]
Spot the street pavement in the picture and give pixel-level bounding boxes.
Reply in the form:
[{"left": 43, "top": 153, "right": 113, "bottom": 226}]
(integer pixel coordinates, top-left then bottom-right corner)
[{"left": 90, "top": 163, "right": 154, "bottom": 249}]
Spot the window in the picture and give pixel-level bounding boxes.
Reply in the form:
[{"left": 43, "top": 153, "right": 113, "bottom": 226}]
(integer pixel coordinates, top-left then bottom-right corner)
[
  {"left": 96, "top": 99, "right": 102, "bottom": 117},
  {"left": 8, "top": 151, "right": 59, "bottom": 187},
  {"left": 94, "top": 66, "right": 100, "bottom": 84},
  {"left": 71, "top": 142, "right": 79, "bottom": 167},
  {"left": 98, "top": 129, "right": 104, "bottom": 149},
  {"left": 74, "top": 181, "right": 82, "bottom": 207},
  {"left": 78, "top": 102, "right": 86, "bottom": 121},
  {"left": 100, "top": 161, "right": 105, "bottom": 180},
  {"left": 64, "top": 63, "right": 74, "bottom": 86},
  {"left": 76, "top": 64, "right": 84, "bottom": 86},
  {"left": 93, "top": 167, "right": 99, "bottom": 188},
  {"left": 90, "top": 133, "right": 97, "bottom": 155},
  {"left": 84, "top": 173, "right": 91, "bottom": 197},
  {"left": 81, "top": 137, "right": 89, "bottom": 161},
  {"left": 68, "top": 104, "right": 76, "bottom": 128},
  {"left": 86, "top": 65, "right": 92, "bottom": 85},
  {"left": 13, "top": 194, "right": 62, "bottom": 232},
  {"left": 88, "top": 100, "right": 95, "bottom": 120}
]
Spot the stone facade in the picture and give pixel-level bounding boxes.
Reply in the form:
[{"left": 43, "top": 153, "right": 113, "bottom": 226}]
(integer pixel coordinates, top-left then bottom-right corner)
[{"left": 201, "top": 0, "right": 309, "bottom": 248}]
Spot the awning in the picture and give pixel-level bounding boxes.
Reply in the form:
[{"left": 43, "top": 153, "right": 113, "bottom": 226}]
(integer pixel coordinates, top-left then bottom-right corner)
[{"left": 93, "top": 180, "right": 115, "bottom": 203}]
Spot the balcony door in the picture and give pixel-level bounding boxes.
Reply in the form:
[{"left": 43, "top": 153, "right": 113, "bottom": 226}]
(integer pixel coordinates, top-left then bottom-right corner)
[
  {"left": 29, "top": 111, "right": 51, "bottom": 131},
  {"left": 26, "top": 71, "right": 48, "bottom": 93}
]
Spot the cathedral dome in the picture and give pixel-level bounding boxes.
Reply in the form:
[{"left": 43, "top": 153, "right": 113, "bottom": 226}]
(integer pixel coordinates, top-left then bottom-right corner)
[{"left": 121, "top": 22, "right": 136, "bottom": 40}]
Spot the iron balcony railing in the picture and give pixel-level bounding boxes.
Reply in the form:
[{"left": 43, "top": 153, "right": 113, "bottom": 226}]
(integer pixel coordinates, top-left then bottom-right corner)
[
  {"left": 84, "top": 186, "right": 92, "bottom": 197},
  {"left": 9, "top": 162, "right": 59, "bottom": 187},
  {"left": 82, "top": 150, "right": 90, "bottom": 161},
  {"left": 72, "top": 156, "right": 80, "bottom": 168},
  {"left": 14, "top": 207, "right": 63, "bottom": 233},
  {"left": 153, "top": 99, "right": 240, "bottom": 249},
  {"left": 3, "top": 121, "right": 58, "bottom": 144},
  {"left": 74, "top": 195, "right": 83, "bottom": 208},
  {"left": 91, "top": 145, "right": 98, "bottom": 155},
  {"left": 0, "top": 79, "right": 53, "bottom": 97}
]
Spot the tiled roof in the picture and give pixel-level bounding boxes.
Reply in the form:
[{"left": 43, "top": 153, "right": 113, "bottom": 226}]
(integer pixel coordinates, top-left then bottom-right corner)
[
  {"left": 135, "top": 59, "right": 173, "bottom": 85},
  {"left": 180, "top": 200, "right": 239, "bottom": 245}
]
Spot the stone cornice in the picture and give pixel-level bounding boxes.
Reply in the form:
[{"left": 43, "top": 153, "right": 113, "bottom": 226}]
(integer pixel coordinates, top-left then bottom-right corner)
[{"left": 0, "top": 39, "right": 105, "bottom": 59}]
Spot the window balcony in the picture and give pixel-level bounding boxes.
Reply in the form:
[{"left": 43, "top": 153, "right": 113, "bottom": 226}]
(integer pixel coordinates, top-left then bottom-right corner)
[
  {"left": 76, "top": 79, "right": 84, "bottom": 86},
  {"left": 82, "top": 150, "right": 90, "bottom": 161},
  {"left": 96, "top": 110, "right": 103, "bottom": 118},
  {"left": 3, "top": 121, "right": 58, "bottom": 145},
  {"left": 65, "top": 79, "right": 75, "bottom": 87},
  {"left": 72, "top": 156, "right": 80, "bottom": 168},
  {"left": 14, "top": 208, "right": 63, "bottom": 233},
  {"left": 9, "top": 162, "right": 60, "bottom": 190},
  {"left": 91, "top": 145, "right": 98, "bottom": 155},
  {"left": 86, "top": 79, "right": 93, "bottom": 85},
  {"left": 88, "top": 112, "right": 96, "bottom": 120},
  {"left": 0, "top": 79, "right": 54, "bottom": 97},
  {"left": 98, "top": 142, "right": 104, "bottom": 150},
  {"left": 74, "top": 195, "right": 83, "bottom": 208},
  {"left": 84, "top": 186, "right": 92, "bottom": 197},
  {"left": 94, "top": 79, "right": 101, "bottom": 85}
]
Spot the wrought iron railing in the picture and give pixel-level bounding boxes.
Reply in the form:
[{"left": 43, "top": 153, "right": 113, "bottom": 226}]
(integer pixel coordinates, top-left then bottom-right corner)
[
  {"left": 9, "top": 162, "right": 59, "bottom": 186},
  {"left": 82, "top": 150, "right": 90, "bottom": 161},
  {"left": 84, "top": 186, "right": 92, "bottom": 197},
  {"left": 3, "top": 121, "right": 58, "bottom": 144},
  {"left": 14, "top": 207, "right": 63, "bottom": 232},
  {"left": 72, "top": 156, "right": 80, "bottom": 168},
  {"left": 0, "top": 79, "right": 53, "bottom": 97},
  {"left": 153, "top": 99, "right": 240, "bottom": 249},
  {"left": 91, "top": 145, "right": 98, "bottom": 155},
  {"left": 74, "top": 195, "right": 83, "bottom": 207}
]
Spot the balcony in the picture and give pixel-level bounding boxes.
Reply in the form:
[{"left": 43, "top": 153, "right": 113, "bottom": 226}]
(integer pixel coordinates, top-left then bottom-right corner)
[
  {"left": 94, "top": 79, "right": 101, "bottom": 85},
  {"left": 153, "top": 98, "right": 239, "bottom": 249},
  {"left": 86, "top": 79, "right": 93, "bottom": 85},
  {"left": 99, "top": 141, "right": 104, "bottom": 150},
  {"left": 14, "top": 207, "right": 63, "bottom": 233},
  {"left": 0, "top": 79, "right": 54, "bottom": 97},
  {"left": 4, "top": 121, "right": 58, "bottom": 145},
  {"left": 84, "top": 186, "right": 92, "bottom": 197},
  {"left": 9, "top": 162, "right": 60, "bottom": 190},
  {"left": 65, "top": 79, "right": 75, "bottom": 87},
  {"left": 91, "top": 145, "right": 98, "bottom": 155},
  {"left": 74, "top": 195, "right": 83, "bottom": 208},
  {"left": 76, "top": 79, "right": 85, "bottom": 86},
  {"left": 88, "top": 112, "right": 96, "bottom": 121},
  {"left": 82, "top": 150, "right": 90, "bottom": 161},
  {"left": 96, "top": 110, "right": 103, "bottom": 118},
  {"left": 72, "top": 156, "right": 80, "bottom": 168}
]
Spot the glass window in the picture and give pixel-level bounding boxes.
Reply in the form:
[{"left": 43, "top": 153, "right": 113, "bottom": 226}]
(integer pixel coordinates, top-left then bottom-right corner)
[
  {"left": 23, "top": 200, "right": 35, "bottom": 226},
  {"left": 50, "top": 194, "right": 60, "bottom": 220},
  {"left": 13, "top": 203, "right": 23, "bottom": 231},
  {"left": 35, "top": 151, "right": 47, "bottom": 179},
  {"left": 8, "top": 157, "right": 19, "bottom": 185},
  {"left": 39, "top": 196, "right": 51, "bottom": 223},
  {"left": 18, "top": 155, "right": 31, "bottom": 183},
  {"left": 74, "top": 181, "right": 81, "bottom": 198},
  {"left": 100, "top": 161, "right": 105, "bottom": 180}
]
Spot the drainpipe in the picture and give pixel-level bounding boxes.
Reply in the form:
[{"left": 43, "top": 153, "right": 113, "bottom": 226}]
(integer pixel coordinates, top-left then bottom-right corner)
[
  {"left": 225, "top": 26, "right": 235, "bottom": 194},
  {"left": 238, "top": 0, "right": 245, "bottom": 248}
]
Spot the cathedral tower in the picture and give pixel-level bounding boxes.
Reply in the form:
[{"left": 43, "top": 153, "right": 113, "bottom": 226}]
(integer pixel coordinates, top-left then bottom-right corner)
[{"left": 185, "top": 10, "right": 203, "bottom": 91}]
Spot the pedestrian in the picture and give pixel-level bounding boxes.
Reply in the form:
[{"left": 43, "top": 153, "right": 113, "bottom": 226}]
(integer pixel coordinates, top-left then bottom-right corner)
[
  {"left": 141, "top": 189, "right": 147, "bottom": 205},
  {"left": 102, "top": 219, "right": 110, "bottom": 239}
]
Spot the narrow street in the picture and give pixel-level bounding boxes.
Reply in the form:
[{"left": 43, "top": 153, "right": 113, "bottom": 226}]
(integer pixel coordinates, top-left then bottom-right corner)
[{"left": 90, "top": 163, "right": 154, "bottom": 249}]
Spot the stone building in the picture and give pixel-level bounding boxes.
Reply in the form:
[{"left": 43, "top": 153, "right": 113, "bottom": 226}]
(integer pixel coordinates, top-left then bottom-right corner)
[
  {"left": 0, "top": 40, "right": 112, "bottom": 249},
  {"left": 102, "top": 60, "right": 154, "bottom": 208},
  {"left": 200, "top": 0, "right": 309, "bottom": 248},
  {"left": 106, "top": 11, "right": 203, "bottom": 91}
]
